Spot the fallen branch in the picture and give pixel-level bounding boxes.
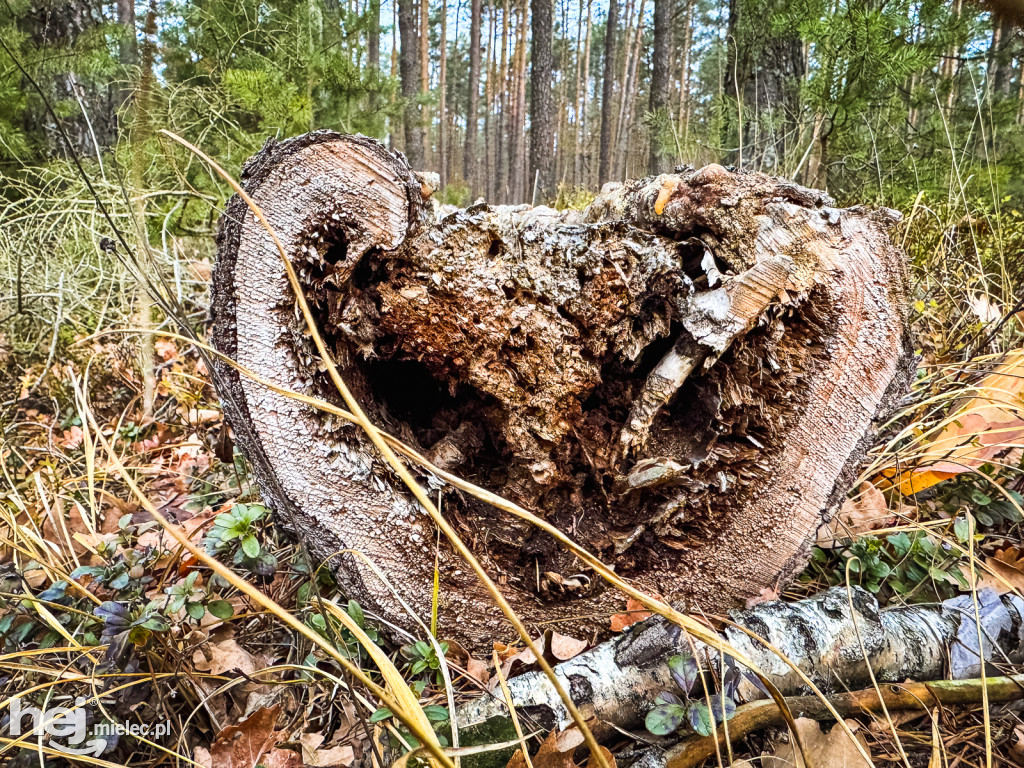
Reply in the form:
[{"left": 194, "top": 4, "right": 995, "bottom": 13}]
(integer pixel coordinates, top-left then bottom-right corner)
[
  {"left": 458, "top": 587, "right": 1024, "bottom": 740},
  {"left": 656, "top": 673, "right": 1024, "bottom": 768}
]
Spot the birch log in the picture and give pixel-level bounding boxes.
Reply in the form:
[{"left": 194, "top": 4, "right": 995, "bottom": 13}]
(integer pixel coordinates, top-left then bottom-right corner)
[
  {"left": 211, "top": 131, "right": 914, "bottom": 650},
  {"left": 457, "top": 587, "right": 1024, "bottom": 738}
]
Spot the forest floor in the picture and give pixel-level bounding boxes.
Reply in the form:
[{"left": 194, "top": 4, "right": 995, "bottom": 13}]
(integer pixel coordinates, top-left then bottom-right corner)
[{"left": 1, "top": 183, "right": 1024, "bottom": 767}]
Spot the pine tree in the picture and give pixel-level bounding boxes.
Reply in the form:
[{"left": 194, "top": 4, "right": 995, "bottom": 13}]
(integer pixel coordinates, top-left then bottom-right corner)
[{"left": 530, "top": 0, "right": 555, "bottom": 201}]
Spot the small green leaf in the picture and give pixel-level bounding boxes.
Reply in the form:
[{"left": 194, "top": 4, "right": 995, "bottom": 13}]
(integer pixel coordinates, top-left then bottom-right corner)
[
  {"left": 687, "top": 701, "right": 713, "bottom": 737},
  {"left": 423, "top": 705, "right": 449, "bottom": 722},
  {"left": 645, "top": 702, "right": 686, "bottom": 736},
  {"left": 186, "top": 602, "right": 206, "bottom": 620},
  {"left": 887, "top": 532, "right": 912, "bottom": 556},
  {"left": 953, "top": 517, "right": 969, "bottom": 543},
  {"left": 110, "top": 571, "right": 131, "bottom": 590},
  {"left": 241, "top": 533, "right": 261, "bottom": 559},
  {"left": 347, "top": 600, "right": 364, "bottom": 627},
  {"left": 369, "top": 708, "right": 393, "bottom": 723},
  {"left": 207, "top": 600, "right": 234, "bottom": 619},
  {"left": 139, "top": 616, "right": 169, "bottom": 632},
  {"left": 970, "top": 488, "right": 992, "bottom": 506}
]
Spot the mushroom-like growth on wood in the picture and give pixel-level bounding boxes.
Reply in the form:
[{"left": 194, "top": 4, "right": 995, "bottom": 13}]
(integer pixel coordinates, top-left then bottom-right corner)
[{"left": 211, "top": 132, "right": 914, "bottom": 650}]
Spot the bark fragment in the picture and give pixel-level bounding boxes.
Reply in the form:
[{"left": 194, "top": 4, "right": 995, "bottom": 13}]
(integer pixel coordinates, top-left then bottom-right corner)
[{"left": 211, "top": 132, "right": 913, "bottom": 649}]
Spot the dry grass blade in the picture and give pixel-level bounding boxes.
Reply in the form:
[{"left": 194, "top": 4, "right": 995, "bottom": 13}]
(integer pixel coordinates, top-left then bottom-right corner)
[
  {"left": 492, "top": 649, "right": 534, "bottom": 768},
  {"left": 323, "top": 601, "right": 436, "bottom": 742}
]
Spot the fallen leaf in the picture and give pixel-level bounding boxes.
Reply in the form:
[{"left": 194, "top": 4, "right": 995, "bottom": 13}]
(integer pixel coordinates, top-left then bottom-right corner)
[
  {"left": 190, "top": 259, "right": 213, "bottom": 282},
  {"left": 58, "top": 425, "right": 84, "bottom": 450},
  {"left": 761, "top": 718, "right": 871, "bottom": 768},
  {"left": 181, "top": 407, "right": 222, "bottom": 427},
  {"left": 744, "top": 584, "right": 781, "bottom": 609},
  {"left": 299, "top": 733, "right": 356, "bottom": 767},
  {"left": 210, "top": 705, "right": 285, "bottom": 768},
  {"left": 816, "top": 481, "right": 895, "bottom": 547},
  {"left": 505, "top": 730, "right": 576, "bottom": 768},
  {"left": 882, "top": 351, "right": 1024, "bottom": 495},
  {"left": 586, "top": 746, "right": 615, "bottom": 768},
  {"left": 610, "top": 597, "right": 653, "bottom": 632},
  {"left": 554, "top": 726, "right": 585, "bottom": 752},
  {"left": 155, "top": 338, "right": 179, "bottom": 362},
  {"left": 193, "top": 746, "right": 212, "bottom": 768},
  {"left": 1009, "top": 724, "right": 1024, "bottom": 762},
  {"left": 193, "top": 626, "right": 260, "bottom": 676},
  {"left": 466, "top": 656, "right": 490, "bottom": 683},
  {"left": 548, "top": 631, "right": 587, "bottom": 660},
  {"left": 496, "top": 632, "right": 587, "bottom": 679},
  {"left": 971, "top": 293, "right": 1002, "bottom": 325},
  {"left": 977, "top": 547, "right": 1024, "bottom": 594},
  {"left": 444, "top": 639, "right": 491, "bottom": 682}
]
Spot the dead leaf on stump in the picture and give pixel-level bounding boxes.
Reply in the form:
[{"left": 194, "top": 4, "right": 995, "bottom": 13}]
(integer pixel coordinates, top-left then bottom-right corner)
[
  {"left": 494, "top": 631, "right": 588, "bottom": 680},
  {"left": 610, "top": 597, "right": 653, "bottom": 632}
]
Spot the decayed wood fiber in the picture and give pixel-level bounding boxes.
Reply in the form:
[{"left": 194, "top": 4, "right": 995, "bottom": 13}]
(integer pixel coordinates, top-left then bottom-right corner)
[{"left": 211, "top": 131, "right": 914, "bottom": 649}]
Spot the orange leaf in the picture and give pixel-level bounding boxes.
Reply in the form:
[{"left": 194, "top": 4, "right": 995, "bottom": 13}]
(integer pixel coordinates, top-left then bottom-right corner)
[
  {"left": 884, "top": 350, "right": 1024, "bottom": 495},
  {"left": 610, "top": 597, "right": 653, "bottom": 632}
]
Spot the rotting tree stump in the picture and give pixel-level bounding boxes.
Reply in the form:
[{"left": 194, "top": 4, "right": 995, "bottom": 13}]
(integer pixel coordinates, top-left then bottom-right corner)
[{"left": 211, "top": 131, "right": 914, "bottom": 650}]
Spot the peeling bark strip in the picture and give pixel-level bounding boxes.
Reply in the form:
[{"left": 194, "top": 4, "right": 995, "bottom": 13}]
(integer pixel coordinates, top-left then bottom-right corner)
[
  {"left": 458, "top": 588, "right": 1024, "bottom": 737},
  {"left": 211, "top": 131, "right": 913, "bottom": 649}
]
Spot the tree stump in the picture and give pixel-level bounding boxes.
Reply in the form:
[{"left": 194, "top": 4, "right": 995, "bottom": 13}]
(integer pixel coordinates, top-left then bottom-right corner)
[{"left": 211, "top": 131, "right": 914, "bottom": 649}]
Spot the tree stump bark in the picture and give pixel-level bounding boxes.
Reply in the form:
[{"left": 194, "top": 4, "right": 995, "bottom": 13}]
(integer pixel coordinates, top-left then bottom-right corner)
[{"left": 211, "top": 131, "right": 914, "bottom": 650}]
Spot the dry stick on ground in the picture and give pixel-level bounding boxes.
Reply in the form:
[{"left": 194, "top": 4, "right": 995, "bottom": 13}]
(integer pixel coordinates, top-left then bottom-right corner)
[
  {"left": 210, "top": 131, "right": 914, "bottom": 653},
  {"left": 661, "top": 674, "right": 1024, "bottom": 768}
]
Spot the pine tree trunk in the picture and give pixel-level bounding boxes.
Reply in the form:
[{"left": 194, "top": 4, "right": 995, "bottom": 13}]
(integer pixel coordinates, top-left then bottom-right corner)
[
  {"left": 484, "top": 0, "right": 497, "bottom": 199},
  {"left": 367, "top": 0, "right": 380, "bottom": 113},
  {"left": 724, "top": 0, "right": 805, "bottom": 172},
  {"left": 397, "top": 0, "right": 424, "bottom": 168},
  {"left": 529, "top": 0, "right": 555, "bottom": 202},
  {"left": 211, "top": 132, "right": 913, "bottom": 651},
  {"left": 648, "top": 0, "right": 671, "bottom": 174},
  {"left": 598, "top": 0, "right": 619, "bottom": 185},
  {"left": 496, "top": 0, "right": 511, "bottom": 202},
  {"left": 676, "top": 0, "right": 693, "bottom": 153},
  {"left": 510, "top": 1, "right": 528, "bottom": 202},
  {"left": 420, "top": 0, "right": 431, "bottom": 167},
  {"left": 438, "top": 3, "right": 447, "bottom": 188},
  {"left": 613, "top": 0, "right": 646, "bottom": 181},
  {"left": 580, "top": 5, "right": 593, "bottom": 187},
  {"left": 465, "top": 0, "right": 483, "bottom": 193}
]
